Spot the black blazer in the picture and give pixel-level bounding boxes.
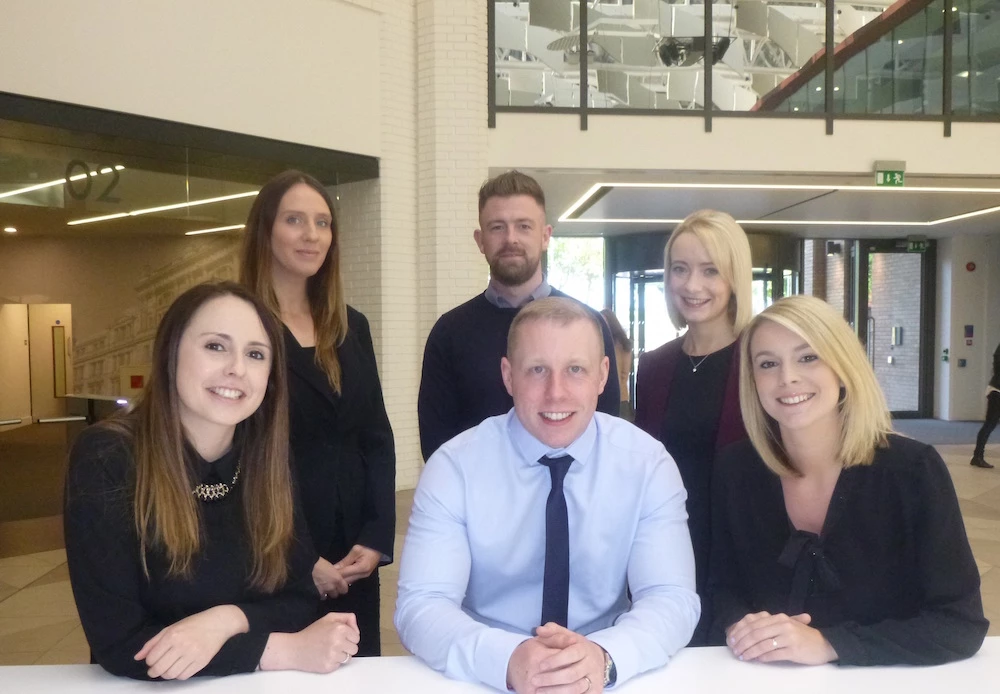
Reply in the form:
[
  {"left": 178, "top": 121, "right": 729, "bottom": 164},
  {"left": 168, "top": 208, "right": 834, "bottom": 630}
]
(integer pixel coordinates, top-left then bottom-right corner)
[{"left": 284, "top": 307, "right": 396, "bottom": 564}]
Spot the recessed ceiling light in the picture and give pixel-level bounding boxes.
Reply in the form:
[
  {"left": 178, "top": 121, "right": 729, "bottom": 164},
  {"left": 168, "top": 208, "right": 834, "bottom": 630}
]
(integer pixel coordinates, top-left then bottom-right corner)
[
  {"left": 185, "top": 224, "right": 245, "bottom": 236},
  {"left": 3, "top": 226, "right": 16, "bottom": 233}
]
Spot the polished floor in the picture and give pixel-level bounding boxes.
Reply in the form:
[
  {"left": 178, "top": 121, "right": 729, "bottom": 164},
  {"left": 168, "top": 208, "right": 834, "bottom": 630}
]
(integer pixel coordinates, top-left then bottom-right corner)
[{"left": 1, "top": 442, "right": 998, "bottom": 666}]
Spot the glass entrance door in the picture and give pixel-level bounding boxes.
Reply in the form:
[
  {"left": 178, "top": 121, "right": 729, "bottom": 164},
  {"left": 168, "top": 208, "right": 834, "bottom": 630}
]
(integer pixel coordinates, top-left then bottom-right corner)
[
  {"left": 856, "top": 240, "right": 936, "bottom": 417},
  {"left": 612, "top": 270, "right": 679, "bottom": 406}
]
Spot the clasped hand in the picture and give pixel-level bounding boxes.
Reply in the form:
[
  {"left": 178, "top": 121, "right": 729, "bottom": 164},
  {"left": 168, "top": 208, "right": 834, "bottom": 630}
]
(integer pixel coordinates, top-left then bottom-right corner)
[
  {"left": 726, "top": 611, "right": 838, "bottom": 665},
  {"left": 313, "top": 545, "right": 381, "bottom": 599},
  {"left": 507, "top": 623, "right": 606, "bottom": 694}
]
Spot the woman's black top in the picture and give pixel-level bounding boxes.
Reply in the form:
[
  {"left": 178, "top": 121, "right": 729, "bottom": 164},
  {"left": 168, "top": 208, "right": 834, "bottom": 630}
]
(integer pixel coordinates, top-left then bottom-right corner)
[
  {"left": 709, "top": 435, "right": 988, "bottom": 665},
  {"left": 660, "top": 341, "right": 735, "bottom": 643},
  {"left": 284, "top": 306, "right": 396, "bottom": 566},
  {"left": 64, "top": 426, "right": 320, "bottom": 679}
]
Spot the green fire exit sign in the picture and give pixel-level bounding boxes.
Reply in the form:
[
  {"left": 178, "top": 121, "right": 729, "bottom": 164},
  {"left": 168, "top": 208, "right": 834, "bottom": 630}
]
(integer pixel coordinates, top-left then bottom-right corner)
[{"left": 876, "top": 170, "right": 905, "bottom": 187}]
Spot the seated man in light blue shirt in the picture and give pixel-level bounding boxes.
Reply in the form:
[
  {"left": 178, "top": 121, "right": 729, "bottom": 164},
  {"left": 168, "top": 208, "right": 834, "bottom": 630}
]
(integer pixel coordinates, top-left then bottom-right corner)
[{"left": 395, "top": 297, "right": 699, "bottom": 693}]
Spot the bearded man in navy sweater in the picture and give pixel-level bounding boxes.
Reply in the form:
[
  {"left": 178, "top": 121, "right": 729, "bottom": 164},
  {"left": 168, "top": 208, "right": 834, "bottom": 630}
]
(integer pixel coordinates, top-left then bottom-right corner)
[{"left": 418, "top": 170, "right": 620, "bottom": 461}]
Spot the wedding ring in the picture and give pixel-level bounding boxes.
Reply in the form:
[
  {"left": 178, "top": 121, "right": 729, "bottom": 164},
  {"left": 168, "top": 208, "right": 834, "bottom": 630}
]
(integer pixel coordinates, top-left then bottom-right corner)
[
  {"left": 340, "top": 653, "right": 351, "bottom": 665},
  {"left": 772, "top": 638, "right": 779, "bottom": 649},
  {"left": 582, "top": 675, "right": 592, "bottom": 692}
]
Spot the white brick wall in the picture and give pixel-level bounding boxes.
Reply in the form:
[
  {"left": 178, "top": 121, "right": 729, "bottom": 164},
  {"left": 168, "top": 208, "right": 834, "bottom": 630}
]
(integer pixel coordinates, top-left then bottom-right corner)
[{"left": 335, "top": 0, "right": 490, "bottom": 491}]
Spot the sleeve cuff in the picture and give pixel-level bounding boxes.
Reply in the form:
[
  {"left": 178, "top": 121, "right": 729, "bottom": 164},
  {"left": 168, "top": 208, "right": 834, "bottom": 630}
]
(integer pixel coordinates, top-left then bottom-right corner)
[
  {"left": 356, "top": 525, "right": 395, "bottom": 563},
  {"left": 474, "top": 630, "right": 531, "bottom": 692},
  {"left": 818, "top": 625, "right": 862, "bottom": 665},
  {"left": 586, "top": 631, "right": 632, "bottom": 687}
]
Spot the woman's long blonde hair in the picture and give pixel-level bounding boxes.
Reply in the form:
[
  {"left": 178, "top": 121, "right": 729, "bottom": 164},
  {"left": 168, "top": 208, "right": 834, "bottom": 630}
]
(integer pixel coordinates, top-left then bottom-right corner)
[
  {"left": 739, "top": 295, "right": 892, "bottom": 477},
  {"left": 239, "top": 170, "right": 348, "bottom": 392},
  {"left": 101, "top": 282, "right": 295, "bottom": 592}
]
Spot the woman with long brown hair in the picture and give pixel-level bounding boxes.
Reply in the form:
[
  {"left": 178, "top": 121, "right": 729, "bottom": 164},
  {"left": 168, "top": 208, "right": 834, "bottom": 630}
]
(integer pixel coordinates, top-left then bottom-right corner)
[
  {"left": 240, "top": 171, "right": 395, "bottom": 656},
  {"left": 65, "top": 282, "right": 361, "bottom": 680}
]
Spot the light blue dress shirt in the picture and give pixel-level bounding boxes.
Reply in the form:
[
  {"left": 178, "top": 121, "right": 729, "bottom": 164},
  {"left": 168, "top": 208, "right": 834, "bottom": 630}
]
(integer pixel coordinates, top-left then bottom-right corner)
[{"left": 394, "top": 410, "right": 699, "bottom": 691}]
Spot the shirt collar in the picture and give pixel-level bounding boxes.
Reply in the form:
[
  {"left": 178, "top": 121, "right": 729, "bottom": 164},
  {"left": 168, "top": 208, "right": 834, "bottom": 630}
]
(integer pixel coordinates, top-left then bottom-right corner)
[
  {"left": 484, "top": 277, "right": 551, "bottom": 309},
  {"left": 506, "top": 408, "right": 597, "bottom": 467}
]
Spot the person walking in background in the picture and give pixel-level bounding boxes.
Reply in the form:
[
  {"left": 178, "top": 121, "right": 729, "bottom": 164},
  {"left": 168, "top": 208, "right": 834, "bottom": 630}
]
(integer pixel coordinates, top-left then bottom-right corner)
[
  {"left": 633, "top": 209, "right": 753, "bottom": 645},
  {"left": 711, "top": 296, "right": 987, "bottom": 666},
  {"left": 65, "top": 283, "right": 360, "bottom": 680},
  {"left": 600, "top": 308, "right": 634, "bottom": 421},
  {"left": 971, "top": 340, "right": 1000, "bottom": 468},
  {"left": 417, "top": 170, "right": 619, "bottom": 461},
  {"left": 240, "top": 171, "right": 396, "bottom": 656}
]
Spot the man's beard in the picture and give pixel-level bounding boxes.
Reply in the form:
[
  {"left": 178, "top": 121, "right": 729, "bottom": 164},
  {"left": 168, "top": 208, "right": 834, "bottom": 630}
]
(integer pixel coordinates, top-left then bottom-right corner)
[{"left": 489, "top": 249, "right": 539, "bottom": 287}]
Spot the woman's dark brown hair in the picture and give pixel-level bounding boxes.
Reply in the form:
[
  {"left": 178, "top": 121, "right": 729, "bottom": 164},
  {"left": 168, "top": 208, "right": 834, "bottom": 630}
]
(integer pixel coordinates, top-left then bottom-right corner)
[
  {"left": 102, "top": 281, "right": 294, "bottom": 592},
  {"left": 239, "top": 170, "right": 348, "bottom": 392}
]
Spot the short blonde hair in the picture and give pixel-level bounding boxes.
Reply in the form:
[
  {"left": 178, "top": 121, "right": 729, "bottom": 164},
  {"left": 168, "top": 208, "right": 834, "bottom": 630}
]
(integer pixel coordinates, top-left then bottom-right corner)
[
  {"left": 663, "top": 209, "right": 753, "bottom": 334},
  {"left": 739, "top": 295, "right": 892, "bottom": 477},
  {"left": 507, "top": 297, "right": 602, "bottom": 362}
]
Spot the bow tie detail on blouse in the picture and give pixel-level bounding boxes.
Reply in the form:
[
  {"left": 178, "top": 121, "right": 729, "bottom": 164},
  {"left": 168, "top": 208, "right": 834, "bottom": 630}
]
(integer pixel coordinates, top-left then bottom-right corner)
[{"left": 777, "top": 530, "right": 843, "bottom": 615}]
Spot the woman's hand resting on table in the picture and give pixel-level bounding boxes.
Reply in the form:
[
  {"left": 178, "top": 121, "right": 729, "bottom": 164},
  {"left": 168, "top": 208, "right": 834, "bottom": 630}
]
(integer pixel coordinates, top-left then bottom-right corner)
[
  {"left": 726, "top": 611, "right": 838, "bottom": 665},
  {"left": 260, "top": 612, "right": 361, "bottom": 673},
  {"left": 134, "top": 605, "right": 249, "bottom": 680}
]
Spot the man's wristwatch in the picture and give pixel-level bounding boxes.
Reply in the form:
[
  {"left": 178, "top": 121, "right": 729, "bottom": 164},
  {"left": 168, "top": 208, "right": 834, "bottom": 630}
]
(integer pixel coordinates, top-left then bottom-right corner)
[{"left": 602, "top": 649, "right": 617, "bottom": 687}]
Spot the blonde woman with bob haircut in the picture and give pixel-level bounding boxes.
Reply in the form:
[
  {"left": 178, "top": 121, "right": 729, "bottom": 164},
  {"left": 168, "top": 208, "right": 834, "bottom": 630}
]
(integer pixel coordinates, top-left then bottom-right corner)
[
  {"left": 709, "top": 295, "right": 987, "bottom": 666},
  {"left": 240, "top": 170, "right": 396, "bottom": 657},
  {"left": 65, "top": 282, "right": 361, "bottom": 680},
  {"left": 634, "top": 209, "right": 753, "bottom": 645}
]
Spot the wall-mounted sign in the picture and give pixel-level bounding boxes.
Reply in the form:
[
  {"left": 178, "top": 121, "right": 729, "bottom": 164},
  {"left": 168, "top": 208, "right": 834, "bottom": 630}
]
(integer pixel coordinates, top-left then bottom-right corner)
[{"left": 876, "top": 170, "right": 905, "bottom": 187}]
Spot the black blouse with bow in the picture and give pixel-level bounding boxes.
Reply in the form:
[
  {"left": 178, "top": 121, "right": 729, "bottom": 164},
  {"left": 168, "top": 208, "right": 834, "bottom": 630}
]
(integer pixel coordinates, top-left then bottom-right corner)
[{"left": 709, "top": 435, "right": 988, "bottom": 665}]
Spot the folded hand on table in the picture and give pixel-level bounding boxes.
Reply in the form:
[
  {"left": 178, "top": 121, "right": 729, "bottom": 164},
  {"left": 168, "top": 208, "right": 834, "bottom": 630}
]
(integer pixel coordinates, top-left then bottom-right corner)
[
  {"left": 726, "top": 611, "right": 838, "bottom": 665},
  {"left": 507, "top": 622, "right": 606, "bottom": 694},
  {"left": 134, "top": 605, "right": 248, "bottom": 680},
  {"left": 260, "top": 612, "right": 360, "bottom": 673}
]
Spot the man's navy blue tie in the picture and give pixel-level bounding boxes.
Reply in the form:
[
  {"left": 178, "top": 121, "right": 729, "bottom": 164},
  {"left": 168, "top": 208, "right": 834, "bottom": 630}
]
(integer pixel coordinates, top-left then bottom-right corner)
[{"left": 539, "top": 454, "right": 573, "bottom": 627}]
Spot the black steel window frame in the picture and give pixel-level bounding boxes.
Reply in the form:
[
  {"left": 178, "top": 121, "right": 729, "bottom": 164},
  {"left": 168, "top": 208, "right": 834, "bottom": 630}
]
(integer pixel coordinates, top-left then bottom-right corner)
[{"left": 488, "top": 1, "right": 993, "bottom": 136}]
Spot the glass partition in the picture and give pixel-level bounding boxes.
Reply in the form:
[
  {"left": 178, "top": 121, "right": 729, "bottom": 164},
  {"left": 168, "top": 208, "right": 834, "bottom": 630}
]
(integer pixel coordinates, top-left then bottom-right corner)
[
  {"left": 714, "top": 1, "right": 827, "bottom": 112},
  {"left": 952, "top": 0, "right": 1000, "bottom": 115},
  {"left": 494, "top": 0, "right": 585, "bottom": 107},
  {"left": 492, "top": 0, "right": 1000, "bottom": 122},
  {"left": 587, "top": 0, "right": 706, "bottom": 110}
]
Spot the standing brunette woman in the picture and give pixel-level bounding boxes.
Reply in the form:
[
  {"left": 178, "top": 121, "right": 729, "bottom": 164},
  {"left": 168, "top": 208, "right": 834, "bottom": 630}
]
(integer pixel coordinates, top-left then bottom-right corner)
[
  {"left": 240, "top": 171, "right": 396, "bottom": 656},
  {"left": 65, "top": 283, "right": 360, "bottom": 680},
  {"left": 634, "top": 209, "right": 753, "bottom": 645},
  {"left": 711, "top": 296, "right": 987, "bottom": 665}
]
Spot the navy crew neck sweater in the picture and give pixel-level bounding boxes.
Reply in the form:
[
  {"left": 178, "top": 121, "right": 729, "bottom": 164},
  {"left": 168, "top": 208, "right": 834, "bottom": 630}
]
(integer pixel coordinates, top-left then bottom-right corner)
[{"left": 417, "top": 289, "right": 620, "bottom": 461}]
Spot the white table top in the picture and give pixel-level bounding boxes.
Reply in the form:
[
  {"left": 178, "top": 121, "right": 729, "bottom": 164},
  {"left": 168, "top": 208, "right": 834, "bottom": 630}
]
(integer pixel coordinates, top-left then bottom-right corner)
[{"left": 4, "top": 637, "right": 998, "bottom": 693}]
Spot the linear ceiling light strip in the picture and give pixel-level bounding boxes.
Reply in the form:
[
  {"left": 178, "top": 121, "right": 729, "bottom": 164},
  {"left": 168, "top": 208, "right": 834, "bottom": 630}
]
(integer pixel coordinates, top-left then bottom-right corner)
[
  {"left": 67, "top": 190, "right": 258, "bottom": 226},
  {"left": 184, "top": 224, "right": 246, "bottom": 236},
  {"left": 0, "top": 166, "right": 124, "bottom": 201}
]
